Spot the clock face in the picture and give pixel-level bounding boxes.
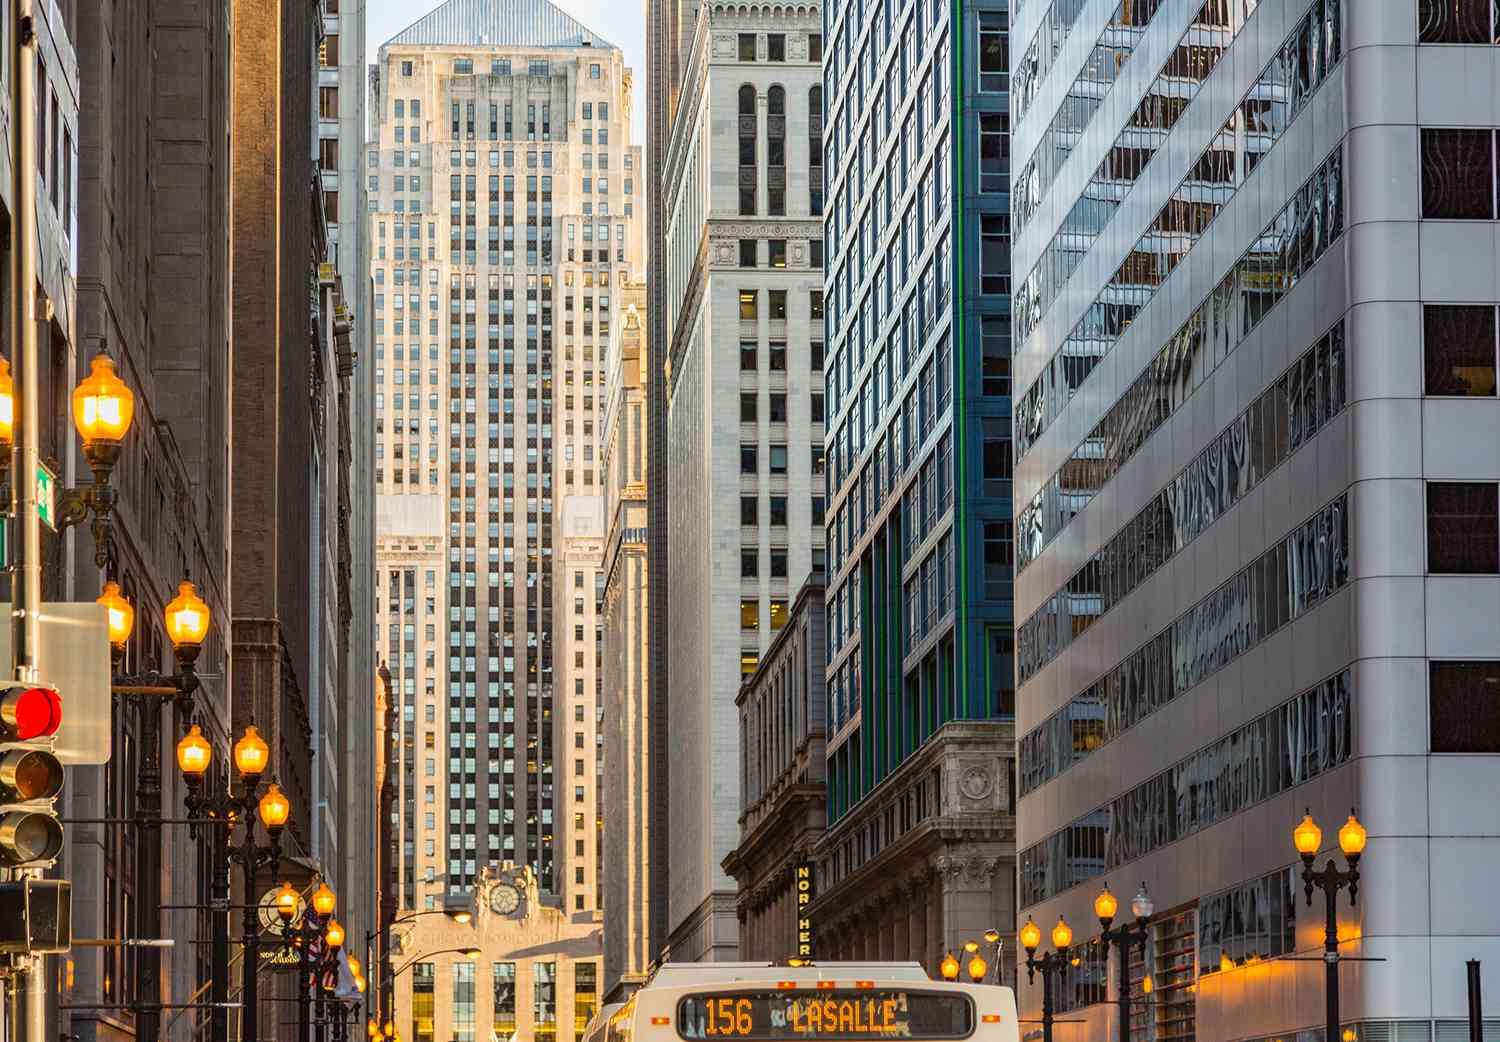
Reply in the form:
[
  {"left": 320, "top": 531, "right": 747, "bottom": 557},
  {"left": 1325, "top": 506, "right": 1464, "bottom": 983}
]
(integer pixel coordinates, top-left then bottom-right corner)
[
  {"left": 259, "top": 888, "right": 304, "bottom": 936},
  {"left": 490, "top": 884, "right": 520, "bottom": 915}
]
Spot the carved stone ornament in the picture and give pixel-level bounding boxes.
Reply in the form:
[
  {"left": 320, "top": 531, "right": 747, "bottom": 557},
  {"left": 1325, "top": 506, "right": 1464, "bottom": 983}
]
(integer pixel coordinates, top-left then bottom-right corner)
[
  {"left": 712, "top": 33, "right": 736, "bottom": 57},
  {"left": 959, "top": 765, "right": 993, "bottom": 801}
]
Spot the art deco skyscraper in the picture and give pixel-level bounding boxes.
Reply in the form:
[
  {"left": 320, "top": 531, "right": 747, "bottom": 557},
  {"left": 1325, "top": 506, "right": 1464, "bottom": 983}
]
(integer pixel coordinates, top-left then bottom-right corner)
[{"left": 370, "top": 0, "right": 643, "bottom": 912}]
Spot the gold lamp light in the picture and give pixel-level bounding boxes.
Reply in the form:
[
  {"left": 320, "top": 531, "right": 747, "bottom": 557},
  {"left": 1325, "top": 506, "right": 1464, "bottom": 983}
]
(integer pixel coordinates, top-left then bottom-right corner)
[
  {"left": 165, "top": 581, "right": 211, "bottom": 665},
  {"left": 966, "top": 955, "right": 987, "bottom": 983},
  {"left": 0, "top": 357, "right": 14, "bottom": 450},
  {"left": 1338, "top": 810, "right": 1367, "bottom": 860},
  {"left": 97, "top": 581, "right": 134, "bottom": 656},
  {"left": 312, "top": 882, "right": 336, "bottom": 918},
  {"left": 1019, "top": 918, "right": 1041, "bottom": 954},
  {"left": 57, "top": 355, "right": 137, "bottom": 568},
  {"left": 258, "top": 782, "right": 291, "bottom": 833},
  {"left": 938, "top": 952, "right": 959, "bottom": 981},
  {"left": 73, "top": 355, "right": 135, "bottom": 448},
  {"left": 176, "top": 725, "right": 212, "bottom": 780},
  {"left": 1094, "top": 884, "right": 1119, "bottom": 926},
  {"left": 233, "top": 725, "right": 270, "bottom": 782},
  {"left": 1051, "top": 917, "right": 1073, "bottom": 951},
  {"left": 325, "top": 919, "right": 345, "bottom": 948},
  {"left": 274, "top": 882, "right": 299, "bottom": 922}
]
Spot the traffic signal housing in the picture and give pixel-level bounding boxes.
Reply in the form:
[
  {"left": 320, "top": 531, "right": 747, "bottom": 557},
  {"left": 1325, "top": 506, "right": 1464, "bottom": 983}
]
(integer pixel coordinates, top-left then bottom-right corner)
[{"left": 0, "top": 683, "right": 64, "bottom": 866}]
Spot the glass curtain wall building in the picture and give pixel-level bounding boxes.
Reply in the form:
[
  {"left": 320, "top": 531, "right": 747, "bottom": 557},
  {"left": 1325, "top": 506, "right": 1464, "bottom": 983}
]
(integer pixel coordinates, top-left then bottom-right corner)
[
  {"left": 807, "top": 0, "right": 1018, "bottom": 967},
  {"left": 1014, "top": 0, "right": 1500, "bottom": 1038}
]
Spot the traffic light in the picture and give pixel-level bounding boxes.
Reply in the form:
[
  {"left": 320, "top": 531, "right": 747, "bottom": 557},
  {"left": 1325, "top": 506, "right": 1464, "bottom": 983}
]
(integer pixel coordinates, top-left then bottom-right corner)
[{"left": 0, "top": 683, "right": 64, "bottom": 866}]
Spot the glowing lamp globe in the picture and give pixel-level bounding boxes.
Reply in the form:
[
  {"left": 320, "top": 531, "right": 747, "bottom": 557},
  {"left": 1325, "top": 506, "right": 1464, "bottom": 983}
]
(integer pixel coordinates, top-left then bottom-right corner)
[
  {"left": 0, "top": 357, "right": 14, "bottom": 447},
  {"left": 1131, "top": 883, "right": 1155, "bottom": 921},
  {"left": 274, "top": 882, "right": 299, "bottom": 921},
  {"left": 1051, "top": 917, "right": 1073, "bottom": 951},
  {"left": 233, "top": 725, "right": 270, "bottom": 780},
  {"left": 1019, "top": 919, "right": 1041, "bottom": 953},
  {"left": 165, "top": 581, "right": 211, "bottom": 651},
  {"left": 384, "top": 1023, "right": 395, "bottom": 1038},
  {"left": 259, "top": 783, "right": 291, "bottom": 830},
  {"left": 938, "top": 953, "right": 959, "bottom": 981},
  {"left": 963, "top": 941, "right": 979, "bottom": 954},
  {"left": 1338, "top": 811, "right": 1367, "bottom": 858},
  {"left": 312, "top": 882, "right": 337, "bottom": 917},
  {"left": 461, "top": 949, "right": 482, "bottom": 959},
  {"left": 1094, "top": 885, "right": 1118, "bottom": 924},
  {"left": 355, "top": 974, "right": 366, "bottom": 994},
  {"left": 368, "top": 1020, "right": 379, "bottom": 1038},
  {"left": 983, "top": 929, "right": 1000, "bottom": 945},
  {"left": 967, "top": 955, "right": 987, "bottom": 983},
  {"left": 1293, "top": 811, "right": 1323, "bottom": 857},
  {"left": 97, "top": 581, "right": 135, "bottom": 649},
  {"left": 72, "top": 355, "right": 135, "bottom": 447},
  {"left": 176, "top": 725, "right": 212, "bottom": 777},
  {"left": 325, "top": 919, "right": 345, "bottom": 948}
]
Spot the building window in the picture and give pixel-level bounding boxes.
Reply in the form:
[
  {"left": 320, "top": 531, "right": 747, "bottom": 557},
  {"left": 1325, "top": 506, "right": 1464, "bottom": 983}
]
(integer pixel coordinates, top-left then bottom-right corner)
[
  {"left": 1427, "top": 481, "right": 1499, "bottom": 573},
  {"left": 401, "top": 60, "right": 413, "bottom": 76},
  {"left": 590, "top": 63, "right": 601, "bottom": 78},
  {"left": 740, "top": 393, "right": 758, "bottom": 423},
  {"left": 411, "top": 964, "right": 435, "bottom": 1042},
  {"left": 740, "top": 341, "right": 757, "bottom": 370},
  {"left": 769, "top": 444, "right": 788, "bottom": 472},
  {"left": 742, "top": 549, "right": 759, "bottom": 578},
  {"left": 768, "top": 33, "right": 786, "bottom": 60},
  {"left": 769, "top": 239, "right": 787, "bottom": 267},
  {"left": 740, "top": 239, "right": 757, "bottom": 267},
  {"left": 770, "top": 496, "right": 788, "bottom": 526},
  {"left": 767, "top": 86, "right": 786, "bottom": 215},
  {"left": 739, "top": 33, "right": 756, "bottom": 60},
  {"left": 453, "top": 962, "right": 475, "bottom": 1042},
  {"left": 981, "top": 317, "right": 1010, "bottom": 397},
  {"left": 739, "top": 289, "right": 758, "bottom": 320},
  {"left": 741, "top": 496, "right": 758, "bottom": 525},
  {"left": 1424, "top": 304, "right": 1497, "bottom": 396},
  {"left": 534, "top": 963, "right": 557, "bottom": 1042},
  {"left": 980, "top": 214, "right": 1010, "bottom": 294},
  {"left": 574, "top": 963, "right": 599, "bottom": 1042},
  {"left": 769, "top": 290, "right": 787, "bottom": 320},
  {"left": 1431, "top": 661, "right": 1500, "bottom": 752},
  {"left": 769, "top": 600, "right": 789, "bottom": 630},
  {"left": 741, "top": 445, "right": 758, "bottom": 473},
  {"left": 978, "top": 13, "right": 1008, "bottom": 93},
  {"left": 739, "top": 85, "right": 757, "bottom": 215},
  {"left": 809, "top": 86, "right": 823, "bottom": 215},
  {"left": 494, "top": 963, "right": 517, "bottom": 1036},
  {"left": 808, "top": 33, "right": 823, "bottom": 61},
  {"left": 979, "top": 113, "right": 1009, "bottom": 194},
  {"left": 1419, "top": 0, "right": 1498, "bottom": 42},
  {"left": 741, "top": 600, "right": 760, "bottom": 630},
  {"left": 454, "top": 58, "right": 473, "bottom": 75},
  {"left": 1421, "top": 128, "right": 1496, "bottom": 219}
]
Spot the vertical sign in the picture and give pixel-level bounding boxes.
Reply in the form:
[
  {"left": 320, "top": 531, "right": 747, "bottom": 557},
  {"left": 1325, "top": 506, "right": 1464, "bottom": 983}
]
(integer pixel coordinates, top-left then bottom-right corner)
[{"left": 795, "top": 862, "right": 815, "bottom": 958}]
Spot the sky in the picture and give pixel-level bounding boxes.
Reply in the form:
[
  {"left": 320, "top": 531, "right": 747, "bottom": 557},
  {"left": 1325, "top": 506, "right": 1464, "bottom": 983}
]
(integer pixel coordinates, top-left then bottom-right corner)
[{"left": 366, "top": 0, "right": 649, "bottom": 141}]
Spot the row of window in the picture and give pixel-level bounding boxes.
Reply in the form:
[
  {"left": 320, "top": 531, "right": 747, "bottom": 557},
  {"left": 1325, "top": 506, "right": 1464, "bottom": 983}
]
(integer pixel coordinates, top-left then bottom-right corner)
[
  {"left": 1016, "top": 320, "right": 1348, "bottom": 682},
  {"left": 1017, "top": 145, "right": 1346, "bottom": 563},
  {"left": 1010, "top": 0, "right": 1101, "bottom": 125},
  {"left": 736, "top": 31, "right": 821, "bottom": 62},
  {"left": 739, "top": 339, "right": 825, "bottom": 374},
  {"left": 735, "top": 84, "right": 821, "bottom": 217},
  {"left": 1016, "top": 0, "right": 1341, "bottom": 410},
  {"left": 1018, "top": 493, "right": 1351, "bottom": 797},
  {"left": 737, "top": 237, "right": 824, "bottom": 270},
  {"left": 1020, "top": 668, "right": 1353, "bottom": 906}
]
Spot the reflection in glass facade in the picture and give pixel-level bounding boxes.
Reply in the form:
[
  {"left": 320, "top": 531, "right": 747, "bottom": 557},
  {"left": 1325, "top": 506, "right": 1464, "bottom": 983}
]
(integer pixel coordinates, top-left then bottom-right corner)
[
  {"left": 1016, "top": 319, "right": 1347, "bottom": 682},
  {"left": 493, "top": 962, "right": 517, "bottom": 1040},
  {"left": 1016, "top": 0, "right": 1344, "bottom": 454},
  {"left": 534, "top": 962, "right": 557, "bottom": 1042},
  {"left": 1197, "top": 866, "right": 1298, "bottom": 972},
  {"left": 1019, "top": 144, "right": 1345, "bottom": 566},
  {"left": 413, "top": 963, "right": 436, "bottom": 1042},
  {"left": 1019, "top": 493, "right": 1350, "bottom": 795},
  {"left": 454, "top": 962, "right": 476, "bottom": 1042},
  {"left": 1020, "top": 668, "right": 1352, "bottom": 905}
]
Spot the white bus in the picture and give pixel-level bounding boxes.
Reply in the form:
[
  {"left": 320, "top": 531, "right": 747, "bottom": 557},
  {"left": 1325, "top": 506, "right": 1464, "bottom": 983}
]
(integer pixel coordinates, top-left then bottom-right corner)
[{"left": 585, "top": 963, "right": 1019, "bottom": 1042}]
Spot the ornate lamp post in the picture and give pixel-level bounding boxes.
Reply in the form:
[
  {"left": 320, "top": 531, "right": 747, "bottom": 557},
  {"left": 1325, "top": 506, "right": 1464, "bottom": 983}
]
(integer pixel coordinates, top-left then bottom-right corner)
[
  {"left": 57, "top": 354, "right": 137, "bottom": 568},
  {"left": 1293, "top": 809, "right": 1367, "bottom": 1042},
  {"left": 283, "top": 882, "right": 340, "bottom": 1042},
  {"left": 1020, "top": 916, "right": 1075, "bottom": 1042},
  {"left": 1095, "top": 882, "right": 1154, "bottom": 1042},
  {"left": 177, "top": 720, "right": 287, "bottom": 1042}
]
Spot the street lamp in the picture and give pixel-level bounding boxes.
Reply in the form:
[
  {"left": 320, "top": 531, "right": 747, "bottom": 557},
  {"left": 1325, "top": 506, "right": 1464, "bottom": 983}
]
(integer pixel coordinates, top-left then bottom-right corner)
[
  {"left": 56, "top": 354, "right": 137, "bottom": 568},
  {"left": 1096, "top": 882, "right": 1154, "bottom": 1042},
  {"left": 178, "top": 721, "right": 291, "bottom": 1042},
  {"left": 363, "top": 904, "right": 476, "bottom": 1032},
  {"left": 1021, "top": 917, "right": 1074, "bottom": 1042},
  {"left": 282, "top": 881, "right": 340, "bottom": 1042},
  {"left": 1294, "top": 809, "right": 1365, "bottom": 1042},
  {"left": 100, "top": 577, "right": 213, "bottom": 1042}
]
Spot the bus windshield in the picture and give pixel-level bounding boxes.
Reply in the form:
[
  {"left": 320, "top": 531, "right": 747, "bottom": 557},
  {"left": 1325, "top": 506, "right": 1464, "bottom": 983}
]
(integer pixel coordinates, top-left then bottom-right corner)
[{"left": 676, "top": 989, "right": 975, "bottom": 1040}]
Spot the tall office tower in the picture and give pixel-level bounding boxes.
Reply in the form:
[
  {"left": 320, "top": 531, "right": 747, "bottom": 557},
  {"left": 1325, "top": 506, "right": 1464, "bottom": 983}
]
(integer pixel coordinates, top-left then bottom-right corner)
[
  {"left": 646, "top": 0, "right": 702, "bottom": 958},
  {"left": 369, "top": 0, "right": 643, "bottom": 919},
  {"left": 662, "top": 9, "right": 827, "bottom": 962},
  {"left": 1013, "top": 0, "right": 1500, "bottom": 1037},
  {"left": 601, "top": 285, "right": 652, "bottom": 999},
  {"left": 557, "top": 493, "right": 606, "bottom": 915},
  {"left": 803, "top": 0, "right": 1017, "bottom": 968},
  {"left": 319, "top": 0, "right": 380, "bottom": 954}
]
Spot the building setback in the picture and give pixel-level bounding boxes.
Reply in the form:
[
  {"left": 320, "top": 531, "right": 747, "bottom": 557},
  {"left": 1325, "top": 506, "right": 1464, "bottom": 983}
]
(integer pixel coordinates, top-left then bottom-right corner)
[
  {"left": 804, "top": 0, "right": 1016, "bottom": 977},
  {"left": 1013, "top": 0, "right": 1500, "bottom": 1037},
  {"left": 662, "top": 1, "right": 828, "bottom": 962}
]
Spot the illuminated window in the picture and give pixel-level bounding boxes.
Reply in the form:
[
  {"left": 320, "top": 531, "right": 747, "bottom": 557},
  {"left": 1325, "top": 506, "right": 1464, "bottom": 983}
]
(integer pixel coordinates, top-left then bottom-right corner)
[{"left": 740, "top": 600, "right": 760, "bottom": 630}]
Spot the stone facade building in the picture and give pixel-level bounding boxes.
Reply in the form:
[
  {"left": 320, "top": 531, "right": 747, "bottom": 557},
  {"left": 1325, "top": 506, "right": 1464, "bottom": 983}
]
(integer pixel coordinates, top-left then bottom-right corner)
[
  {"left": 662, "top": 0, "right": 827, "bottom": 963},
  {"left": 601, "top": 285, "right": 651, "bottom": 1001},
  {"left": 723, "top": 577, "right": 826, "bottom": 963}
]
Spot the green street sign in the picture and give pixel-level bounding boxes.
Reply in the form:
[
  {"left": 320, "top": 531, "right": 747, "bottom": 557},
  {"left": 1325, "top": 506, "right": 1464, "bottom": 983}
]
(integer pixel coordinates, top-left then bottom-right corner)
[{"left": 36, "top": 462, "right": 55, "bottom": 530}]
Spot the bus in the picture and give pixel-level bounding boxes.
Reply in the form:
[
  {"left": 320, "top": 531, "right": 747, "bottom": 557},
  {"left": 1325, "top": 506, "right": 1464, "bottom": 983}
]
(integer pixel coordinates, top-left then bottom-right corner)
[{"left": 584, "top": 963, "right": 1019, "bottom": 1042}]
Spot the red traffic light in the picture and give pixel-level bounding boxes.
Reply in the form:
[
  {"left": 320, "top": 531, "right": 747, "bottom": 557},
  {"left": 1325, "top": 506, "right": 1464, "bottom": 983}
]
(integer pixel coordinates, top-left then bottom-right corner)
[{"left": 0, "top": 687, "right": 62, "bottom": 741}]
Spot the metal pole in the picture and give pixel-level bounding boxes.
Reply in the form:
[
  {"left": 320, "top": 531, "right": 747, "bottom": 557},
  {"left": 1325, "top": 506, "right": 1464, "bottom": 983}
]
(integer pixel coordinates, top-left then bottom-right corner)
[
  {"left": 299, "top": 926, "right": 312, "bottom": 1042},
  {"left": 1467, "top": 960, "right": 1482, "bottom": 1042},
  {"left": 315, "top": 971, "right": 327, "bottom": 1042},
  {"left": 210, "top": 827, "right": 231, "bottom": 1042},
  {"left": 1116, "top": 936, "right": 1132, "bottom": 1042},
  {"left": 1323, "top": 878, "right": 1339, "bottom": 1042},
  {"left": 242, "top": 828, "right": 261, "bottom": 1042},
  {"left": 135, "top": 697, "right": 164, "bottom": 1042},
  {"left": 11, "top": 1, "right": 44, "bottom": 1035},
  {"left": 1040, "top": 963, "right": 1054, "bottom": 1042}
]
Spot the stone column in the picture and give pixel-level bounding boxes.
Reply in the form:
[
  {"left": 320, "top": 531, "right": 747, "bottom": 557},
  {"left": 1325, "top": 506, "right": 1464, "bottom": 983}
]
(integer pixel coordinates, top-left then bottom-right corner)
[
  {"left": 937, "top": 855, "right": 1003, "bottom": 968},
  {"left": 908, "top": 876, "right": 928, "bottom": 966},
  {"left": 892, "top": 883, "right": 911, "bottom": 963},
  {"left": 925, "top": 870, "right": 944, "bottom": 968}
]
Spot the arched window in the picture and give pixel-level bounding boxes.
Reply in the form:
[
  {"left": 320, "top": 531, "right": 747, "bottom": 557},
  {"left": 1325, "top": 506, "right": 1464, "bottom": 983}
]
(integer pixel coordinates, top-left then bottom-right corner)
[
  {"left": 767, "top": 86, "right": 786, "bottom": 215},
  {"left": 738, "top": 85, "right": 757, "bottom": 215},
  {"left": 808, "top": 85, "right": 823, "bottom": 216}
]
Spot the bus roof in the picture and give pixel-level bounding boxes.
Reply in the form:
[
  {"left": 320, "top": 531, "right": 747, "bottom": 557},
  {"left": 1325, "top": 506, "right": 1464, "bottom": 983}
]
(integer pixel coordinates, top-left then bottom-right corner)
[{"left": 646, "top": 963, "right": 931, "bottom": 988}]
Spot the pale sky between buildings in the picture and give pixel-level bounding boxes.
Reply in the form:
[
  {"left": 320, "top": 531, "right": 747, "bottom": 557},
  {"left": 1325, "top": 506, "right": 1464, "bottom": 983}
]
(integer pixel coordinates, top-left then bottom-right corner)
[{"left": 366, "top": 0, "right": 649, "bottom": 142}]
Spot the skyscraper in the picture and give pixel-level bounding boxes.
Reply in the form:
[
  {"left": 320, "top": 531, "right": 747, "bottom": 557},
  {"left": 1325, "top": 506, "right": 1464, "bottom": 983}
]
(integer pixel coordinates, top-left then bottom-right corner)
[
  {"left": 803, "top": 0, "right": 1017, "bottom": 967},
  {"left": 1013, "top": 0, "right": 1500, "bottom": 1036},
  {"left": 661, "top": 6, "right": 827, "bottom": 962},
  {"left": 369, "top": 0, "right": 642, "bottom": 914}
]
